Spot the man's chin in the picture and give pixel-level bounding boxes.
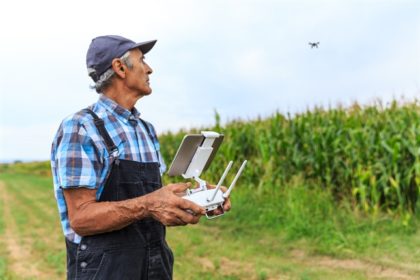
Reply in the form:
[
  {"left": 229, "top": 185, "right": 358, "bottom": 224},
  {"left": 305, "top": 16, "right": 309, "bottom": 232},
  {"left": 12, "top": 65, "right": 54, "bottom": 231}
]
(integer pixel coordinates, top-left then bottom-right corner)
[{"left": 139, "top": 88, "right": 152, "bottom": 97}]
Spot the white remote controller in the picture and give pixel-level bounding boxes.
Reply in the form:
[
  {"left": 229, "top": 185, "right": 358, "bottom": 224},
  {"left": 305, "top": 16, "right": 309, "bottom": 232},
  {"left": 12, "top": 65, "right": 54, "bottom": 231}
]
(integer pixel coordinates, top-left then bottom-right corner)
[{"left": 183, "top": 160, "right": 247, "bottom": 219}]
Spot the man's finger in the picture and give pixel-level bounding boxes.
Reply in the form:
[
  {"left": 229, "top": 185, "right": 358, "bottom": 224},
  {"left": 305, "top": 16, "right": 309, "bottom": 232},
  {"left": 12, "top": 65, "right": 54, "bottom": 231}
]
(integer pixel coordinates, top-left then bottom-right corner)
[
  {"left": 207, "top": 184, "right": 228, "bottom": 194},
  {"left": 206, "top": 184, "right": 215, "bottom": 189},
  {"left": 223, "top": 198, "right": 231, "bottom": 211},
  {"left": 179, "top": 199, "right": 206, "bottom": 215},
  {"left": 167, "top": 217, "right": 187, "bottom": 227},
  {"left": 173, "top": 208, "right": 201, "bottom": 224},
  {"left": 168, "top": 182, "right": 192, "bottom": 193}
]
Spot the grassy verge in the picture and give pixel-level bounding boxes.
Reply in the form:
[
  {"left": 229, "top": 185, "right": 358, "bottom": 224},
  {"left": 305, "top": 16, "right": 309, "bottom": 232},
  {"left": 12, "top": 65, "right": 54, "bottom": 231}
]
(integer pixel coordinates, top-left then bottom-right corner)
[
  {"left": 168, "top": 177, "right": 420, "bottom": 279},
  {"left": 0, "top": 180, "right": 7, "bottom": 278},
  {"left": 0, "top": 172, "right": 418, "bottom": 279},
  {"left": 0, "top": 173, "right": 65, "bottom": 279}
]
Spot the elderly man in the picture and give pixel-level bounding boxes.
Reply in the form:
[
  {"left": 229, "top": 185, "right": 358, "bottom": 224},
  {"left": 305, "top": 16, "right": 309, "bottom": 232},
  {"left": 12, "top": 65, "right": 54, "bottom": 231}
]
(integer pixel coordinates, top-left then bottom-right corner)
[{"left": 51, "top": 35, "right": 230, "bottom": 279}]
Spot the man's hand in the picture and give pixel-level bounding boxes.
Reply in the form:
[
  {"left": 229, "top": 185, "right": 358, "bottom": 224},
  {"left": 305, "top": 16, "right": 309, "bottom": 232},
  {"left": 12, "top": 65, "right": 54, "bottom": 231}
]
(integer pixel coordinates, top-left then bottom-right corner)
[
  {"left": 204, "top": 184, "right": 232, "bottom": 216},
  {"left": 143, "top": 183, "right": 206, "bottom": 226},
  {"left": 63, "top": 182, "right": 206, "bottom": 236}
]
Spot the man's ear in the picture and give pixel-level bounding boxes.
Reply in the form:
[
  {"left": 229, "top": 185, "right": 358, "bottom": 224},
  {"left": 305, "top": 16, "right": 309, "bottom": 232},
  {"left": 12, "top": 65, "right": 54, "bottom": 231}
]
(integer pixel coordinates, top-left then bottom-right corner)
[{"left": 111, "top": 58, "right": 126, "bottom": 78}]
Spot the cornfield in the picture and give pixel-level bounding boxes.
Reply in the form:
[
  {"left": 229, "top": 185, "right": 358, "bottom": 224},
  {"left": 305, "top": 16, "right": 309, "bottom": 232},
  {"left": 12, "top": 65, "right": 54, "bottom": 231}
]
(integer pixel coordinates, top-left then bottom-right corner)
[{"left": 160, "top": 100, "right": 420, "bottom": 215}]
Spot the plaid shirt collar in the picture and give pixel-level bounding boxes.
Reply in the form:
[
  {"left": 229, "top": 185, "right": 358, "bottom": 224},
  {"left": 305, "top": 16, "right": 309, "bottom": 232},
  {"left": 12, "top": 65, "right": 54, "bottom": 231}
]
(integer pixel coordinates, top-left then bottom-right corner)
[{"left": 98, "top": 94, "right": 142, "bottom": 121}]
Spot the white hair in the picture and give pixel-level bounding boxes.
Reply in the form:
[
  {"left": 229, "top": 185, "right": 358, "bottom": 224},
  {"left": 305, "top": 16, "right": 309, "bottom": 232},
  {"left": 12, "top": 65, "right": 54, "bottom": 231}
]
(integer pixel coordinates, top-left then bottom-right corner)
[{"left": 89, "top": 51, "right": 133, "bottom": 93}]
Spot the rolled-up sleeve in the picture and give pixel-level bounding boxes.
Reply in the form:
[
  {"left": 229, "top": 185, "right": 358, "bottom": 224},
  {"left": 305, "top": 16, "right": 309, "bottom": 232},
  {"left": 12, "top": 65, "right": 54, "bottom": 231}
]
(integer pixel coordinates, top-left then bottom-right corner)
[{"left": 54, "top": 118, "right": 103, "bottom": 189}]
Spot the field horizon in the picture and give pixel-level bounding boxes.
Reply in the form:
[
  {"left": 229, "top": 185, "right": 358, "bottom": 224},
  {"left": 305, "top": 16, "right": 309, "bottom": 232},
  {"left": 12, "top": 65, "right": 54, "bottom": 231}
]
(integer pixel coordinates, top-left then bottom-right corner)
[{"left": 1, "top": 99, "right": 419, "bottom": 279}]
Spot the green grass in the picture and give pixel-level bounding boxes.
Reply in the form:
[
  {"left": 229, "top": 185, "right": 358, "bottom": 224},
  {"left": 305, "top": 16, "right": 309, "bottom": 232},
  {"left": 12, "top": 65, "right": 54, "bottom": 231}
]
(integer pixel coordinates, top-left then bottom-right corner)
[
  {"left": 166, "top": 177, "right": 420, "bottom": 279},
  {"left": 0, "top": 173, "right": 65, "bottom": 279},
  {"left": 0, "top": 176, "right": 7, "bottom": 280},
  {"left": 0, "top": 171, "right": 419, "bottom": 279}
]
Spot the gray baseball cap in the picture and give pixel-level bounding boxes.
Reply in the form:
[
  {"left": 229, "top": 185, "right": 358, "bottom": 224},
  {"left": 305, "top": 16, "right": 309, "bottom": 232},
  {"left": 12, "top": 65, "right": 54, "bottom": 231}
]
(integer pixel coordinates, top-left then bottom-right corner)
[{"left": 86, "top": 35, "right": 157, "bottom": 82}]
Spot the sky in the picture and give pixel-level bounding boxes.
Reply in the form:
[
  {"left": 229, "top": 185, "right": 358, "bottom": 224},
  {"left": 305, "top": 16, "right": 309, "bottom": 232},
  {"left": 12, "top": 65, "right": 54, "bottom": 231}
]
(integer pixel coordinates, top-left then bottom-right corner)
[{"left": 0, "top": 0, "right": 419, "bottom": 162}]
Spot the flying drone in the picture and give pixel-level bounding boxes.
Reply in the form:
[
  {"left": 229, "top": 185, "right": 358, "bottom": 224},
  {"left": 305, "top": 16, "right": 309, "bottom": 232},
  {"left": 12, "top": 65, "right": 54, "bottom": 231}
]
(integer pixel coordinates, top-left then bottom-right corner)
[{"left": 309, "top": 42, "right": 320, "bottom": 48}]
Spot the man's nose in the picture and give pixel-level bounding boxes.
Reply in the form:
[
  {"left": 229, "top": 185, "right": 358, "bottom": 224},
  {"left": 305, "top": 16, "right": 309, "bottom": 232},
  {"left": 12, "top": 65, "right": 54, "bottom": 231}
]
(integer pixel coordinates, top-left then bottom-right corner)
[{"left": 146, "top": 63, "right": 153, "bottom": 74}]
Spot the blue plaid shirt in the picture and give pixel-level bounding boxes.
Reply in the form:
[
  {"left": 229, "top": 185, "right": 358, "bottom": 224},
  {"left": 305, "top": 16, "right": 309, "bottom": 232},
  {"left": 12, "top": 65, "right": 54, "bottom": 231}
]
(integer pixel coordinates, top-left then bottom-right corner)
[{"left": 51, "top": 94, "right": 166, "bottom": 243}]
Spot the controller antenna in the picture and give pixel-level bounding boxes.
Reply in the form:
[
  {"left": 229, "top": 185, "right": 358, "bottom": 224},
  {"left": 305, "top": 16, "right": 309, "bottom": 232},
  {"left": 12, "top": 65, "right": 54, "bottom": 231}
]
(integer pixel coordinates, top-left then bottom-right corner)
[
  {"left": 223, "top": 160, "right": 247, "bottom": 198},
  {"left": 207, "top": 161, "right": 233, "bottom": 202}
]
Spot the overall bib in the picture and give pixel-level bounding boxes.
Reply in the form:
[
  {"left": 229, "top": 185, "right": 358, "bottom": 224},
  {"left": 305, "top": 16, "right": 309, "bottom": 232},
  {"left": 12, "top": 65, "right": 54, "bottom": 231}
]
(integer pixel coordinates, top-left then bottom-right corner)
[{"left": 65, "top": 109, "right": 174, "bottom": 280}]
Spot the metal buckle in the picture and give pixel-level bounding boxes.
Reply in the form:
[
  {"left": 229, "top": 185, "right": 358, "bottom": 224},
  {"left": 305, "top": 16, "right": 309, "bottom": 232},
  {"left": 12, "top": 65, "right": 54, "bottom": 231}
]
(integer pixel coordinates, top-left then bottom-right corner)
[{"left": 109, "top": 148, "right": 119, "bottom": 159}]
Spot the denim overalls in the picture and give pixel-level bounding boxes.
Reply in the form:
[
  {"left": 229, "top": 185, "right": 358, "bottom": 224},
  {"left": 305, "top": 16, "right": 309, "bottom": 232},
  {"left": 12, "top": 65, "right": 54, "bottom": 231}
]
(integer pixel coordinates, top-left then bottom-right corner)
[{"left": 65, "top": 109, "right": 173, "bottom": 279}]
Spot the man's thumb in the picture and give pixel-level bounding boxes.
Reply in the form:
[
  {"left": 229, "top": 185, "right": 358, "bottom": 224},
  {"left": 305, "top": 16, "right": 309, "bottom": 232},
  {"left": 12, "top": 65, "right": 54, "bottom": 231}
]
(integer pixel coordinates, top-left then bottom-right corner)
[{"left": 169, "top": 182, "right": 191, "bottom": 192}]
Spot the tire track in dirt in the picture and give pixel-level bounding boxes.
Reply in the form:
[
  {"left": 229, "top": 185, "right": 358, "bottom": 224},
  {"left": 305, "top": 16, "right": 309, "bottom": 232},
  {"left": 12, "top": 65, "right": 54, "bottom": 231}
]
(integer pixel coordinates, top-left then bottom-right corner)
[
  {"left": 7, "top": 178, "right": 56, "bottom": 221},
  {"left": 0, "top": 180, "right": 42, "bottom": 278},
  {"left": 291, "top": 249, "right": 420, "bottom": 280},
  {"left": 0, "top": 178, "right": 64, "bottom": 279},
  {"left": 313, "top": 256, "right": 416, "bottom": 280},
  {"left": 5, "top": 178, "right": 63, "bottom": 247}
]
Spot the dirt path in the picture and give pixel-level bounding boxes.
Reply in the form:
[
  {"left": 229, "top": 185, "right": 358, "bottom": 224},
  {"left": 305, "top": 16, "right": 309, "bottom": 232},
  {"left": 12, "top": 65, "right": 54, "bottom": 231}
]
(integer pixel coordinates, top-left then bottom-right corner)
[
  {"left": 291, "top": 249, "right": 419, "bottom": 280},
  {"left": 0, "top": 180, "right": 42, "bottom": 278}
]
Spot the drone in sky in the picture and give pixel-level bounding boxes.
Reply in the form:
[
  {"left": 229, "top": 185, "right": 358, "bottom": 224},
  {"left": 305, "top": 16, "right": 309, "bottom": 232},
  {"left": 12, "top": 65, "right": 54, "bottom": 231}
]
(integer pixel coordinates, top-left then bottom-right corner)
[{"left": 309, "top": 42, "right": 320, "bottom": 48}]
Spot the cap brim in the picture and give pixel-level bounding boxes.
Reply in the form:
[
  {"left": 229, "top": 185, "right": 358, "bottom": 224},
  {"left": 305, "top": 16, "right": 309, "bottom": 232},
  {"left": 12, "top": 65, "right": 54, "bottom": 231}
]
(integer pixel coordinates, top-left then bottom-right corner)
[{"left": 132, "top": 40, "right": 157, "bottom": 55}]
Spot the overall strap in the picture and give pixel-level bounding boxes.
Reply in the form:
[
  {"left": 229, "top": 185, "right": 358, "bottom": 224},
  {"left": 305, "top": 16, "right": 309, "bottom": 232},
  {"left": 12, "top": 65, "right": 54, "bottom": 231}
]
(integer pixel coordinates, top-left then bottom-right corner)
[
  {"left": 82, "top": 108, "right": 118, "bottom": 156},
  {"left": 139, "top": 118, "right": 161, "bottom": 167},
  {"left": 139, "top": 118, "right": 153, "bottom": 139}
]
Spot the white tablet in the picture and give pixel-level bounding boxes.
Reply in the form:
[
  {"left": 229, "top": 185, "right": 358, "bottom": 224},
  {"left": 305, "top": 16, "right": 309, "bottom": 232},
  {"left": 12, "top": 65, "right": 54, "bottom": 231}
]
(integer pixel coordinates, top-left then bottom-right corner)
[{"left": 167, "top": 133, "right": 224, "bottom": 177}]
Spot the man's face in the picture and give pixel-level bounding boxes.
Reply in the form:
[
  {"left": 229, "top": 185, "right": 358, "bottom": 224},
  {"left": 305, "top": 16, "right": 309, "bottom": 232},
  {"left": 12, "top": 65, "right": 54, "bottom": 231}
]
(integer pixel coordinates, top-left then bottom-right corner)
[{"left": 125, "top": 49, "right": 153, "bottom": 96}]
